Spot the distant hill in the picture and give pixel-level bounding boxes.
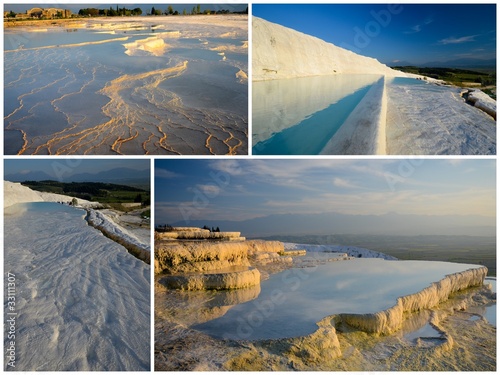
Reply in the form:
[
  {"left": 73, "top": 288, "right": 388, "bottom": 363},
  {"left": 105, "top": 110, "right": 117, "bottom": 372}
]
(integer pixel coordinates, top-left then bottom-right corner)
[
  {"left": 5, "top": 167, "right": 150, "bottom": 188},
  {"left": 21, "top": 180, "right": 149, "bottom": 204},
  {"left": 388, "top": 58, "right": 496, "bottom": 70},
  {"left": 168, "top": 211, "right": 495, "bottom": 238}
]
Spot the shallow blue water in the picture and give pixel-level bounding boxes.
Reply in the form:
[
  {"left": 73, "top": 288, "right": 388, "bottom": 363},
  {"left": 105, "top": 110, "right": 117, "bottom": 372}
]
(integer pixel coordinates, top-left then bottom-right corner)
[
  {"left": 390, "top": 77, "right": 428, "bottom": 86},
  {"left": 404, "top": 323, "right": 441, "bottom": 341},
  {"left": 253, "top": 83, "right": 372, "bottom": 155},
  {"left": 193, "top": 258, "right": 483, "bottom": 340},
  {"left": 4, "top": 21, "right": 248, "bottom": 155}
]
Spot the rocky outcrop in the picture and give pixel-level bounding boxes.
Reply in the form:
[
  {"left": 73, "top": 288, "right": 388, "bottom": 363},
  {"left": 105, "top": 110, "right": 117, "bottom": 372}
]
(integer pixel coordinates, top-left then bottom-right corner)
[
  {"left": 338, "top": 266, "right": 487, "bottom": 334},
  {"left": 253, "top": 16, "right": 405, "bottom": 81},
  {"left": 464, "top": 89, "right": 496, "bottom": 119}
]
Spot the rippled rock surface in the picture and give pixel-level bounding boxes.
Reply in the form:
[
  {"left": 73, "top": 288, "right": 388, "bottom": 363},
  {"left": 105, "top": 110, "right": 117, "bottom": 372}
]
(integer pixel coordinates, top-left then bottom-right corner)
[{"left": 4, "top": 16, "right": 248, "bottom": 155}]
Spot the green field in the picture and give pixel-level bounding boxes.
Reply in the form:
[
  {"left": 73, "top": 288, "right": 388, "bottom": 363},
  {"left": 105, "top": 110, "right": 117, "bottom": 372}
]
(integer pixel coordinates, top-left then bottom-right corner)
[
  {"left": 22, "top": 180, "right": 150, "bottom": 205},
  {"left": 393, "top": 66, "right": 496, "bottom": 98}
]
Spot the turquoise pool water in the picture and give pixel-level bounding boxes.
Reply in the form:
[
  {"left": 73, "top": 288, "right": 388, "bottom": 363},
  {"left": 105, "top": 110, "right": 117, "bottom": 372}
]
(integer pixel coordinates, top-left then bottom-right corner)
[
  {"left": 252, "top": 74, "right": 381, "bottom": 155},
  {"left": 192, "top": 258, "right": 483, "bottom": 340}
]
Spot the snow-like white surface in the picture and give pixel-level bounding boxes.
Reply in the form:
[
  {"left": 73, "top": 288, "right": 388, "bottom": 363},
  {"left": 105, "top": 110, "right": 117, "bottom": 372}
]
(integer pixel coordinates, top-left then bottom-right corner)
[
  {"left": 4, "top": 181, "right": 98, "bottom": 208},
  {"left": 386, "top": 80, "right": 496, "bottom": 155},
  {"left": 4, "top": 202, "right": 150, "bottom": 370},
  {"left": 253, "top": 16, "right": 406, "bottom": 81},
  {"left": 284, "top": 242, "right": 398, "bottom": 260},
  {"left": 4, "top": 181, "right": 43, "bottom": 208},
  {"left": 87, "top": 209, "right": 150, "bottom": 252},
  {"left": 4, "top": 181, "right": 149, "bottom": 249}
]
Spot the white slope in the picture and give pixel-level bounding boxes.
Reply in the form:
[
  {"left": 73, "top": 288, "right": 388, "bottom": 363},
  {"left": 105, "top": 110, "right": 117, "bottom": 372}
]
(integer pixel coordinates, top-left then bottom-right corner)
[
  {"left": 253, "top": 16, "right": 406, "bottom": 81},
  {"left": 4, "top": 181, "right": 43, "bottom": 207},
  {"left": 4, "top": 181, "right": 97, "bottom": 208},
  {"left": 4, "top": 203, "right": 150, "bottom": 371},
  {"left": 284, "top": 242, "right": 398, "bottom": 260},
  {"left": 4, "top": 180, "right": 149, "bottom": 249}
]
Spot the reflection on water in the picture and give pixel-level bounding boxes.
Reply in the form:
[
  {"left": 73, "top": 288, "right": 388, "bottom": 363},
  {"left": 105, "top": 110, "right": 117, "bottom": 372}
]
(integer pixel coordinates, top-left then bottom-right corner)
[
  {"left": 252, "top": 74, "right": 380, "bottom": 155},
  {"left": 4, "top": 17, "right": 248, "bottom": 155},
  {"left": 404, "top": 323, "right": 441, "bottom": 341},
  {"left": 478, "top": 278, "right": 496, "bottom": 327},
  {"left": 156, "top": 284, "right": 261, "bottom": 326},
  {"left": 193, "top": 258, "right": 483, "bottom": 340}
]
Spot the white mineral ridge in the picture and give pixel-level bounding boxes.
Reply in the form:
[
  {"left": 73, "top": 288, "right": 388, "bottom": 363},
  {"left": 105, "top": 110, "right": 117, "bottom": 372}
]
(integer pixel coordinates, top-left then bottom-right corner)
[
  {"left": 4, "top": 181, "right": 43, "bottom": 207},
  {"left": 284, "top": 242, "right": 398, "bottom": 260},
  {"left": 4, "top": 180, "right": 97, "bottom": 208},
  {"left": 467, "top": 89, "right": 496, "bottom": 118},
  {"left": 253, "top": 16, "right": 406, "bottom": 81},
  {"left": 87, "top": 209, "right": 150, "bottom": 252}
]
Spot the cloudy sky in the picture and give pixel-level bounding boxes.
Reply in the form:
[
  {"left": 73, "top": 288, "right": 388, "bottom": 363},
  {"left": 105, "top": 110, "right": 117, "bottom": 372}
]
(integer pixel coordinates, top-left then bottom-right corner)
[
  {"left": 155, "top": 159, "right": 495, "bottom": 225},
  {"left": 253, "top": 4, "right": 496, "bottom": 65}
]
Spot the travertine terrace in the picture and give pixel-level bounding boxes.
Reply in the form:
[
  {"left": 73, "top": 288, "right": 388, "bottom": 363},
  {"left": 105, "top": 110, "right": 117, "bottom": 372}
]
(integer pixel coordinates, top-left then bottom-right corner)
[{"left": 155, "top": 227, "right": 291, "bottom": 290}]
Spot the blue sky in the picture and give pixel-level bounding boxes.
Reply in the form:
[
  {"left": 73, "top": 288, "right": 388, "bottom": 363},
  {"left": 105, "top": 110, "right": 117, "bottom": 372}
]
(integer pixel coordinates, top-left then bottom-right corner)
[
  {"left": 253, "top": 4, "right": 496, "bottom": 65},
  {"left": 4, "top": 159, "right": 149, "bottom": 178},
  {"left": 155, "top": 159, "right": 495, "bottom": 224}
]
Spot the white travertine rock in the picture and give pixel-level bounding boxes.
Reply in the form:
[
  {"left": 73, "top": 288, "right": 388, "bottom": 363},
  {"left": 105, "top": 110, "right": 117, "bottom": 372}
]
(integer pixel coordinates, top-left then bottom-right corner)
[
  {"left": 466, "top": 89, "right": 496, "bottom": 119},
  {"left": 4, "top": 181, "right": 44, "bottom": 208},
  {"left": 252, "top": 16, "right": 406, "bottom": 81},
  {"left": 339, "top": 266, "right": 487, "bottom": 334},
  {"left": 155, "top": 241, "right": 252, "bottom": 274}
]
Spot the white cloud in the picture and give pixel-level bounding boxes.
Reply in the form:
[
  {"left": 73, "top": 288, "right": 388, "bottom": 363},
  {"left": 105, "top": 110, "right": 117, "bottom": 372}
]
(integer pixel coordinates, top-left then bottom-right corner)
[
  {"left": 333, "top": 177, "right": 358, "bottom": 189},
  {"left": 445, "top": 159, "right": 464, "bottom": 167},
  {"left": 209, "top": 160, "right": 243, "bottom": 176},
  {"left": 155, "top": 168, "right": 180, "bottom": 179},
  {"left": 438, "top": 35, "right": 476, "bottom": 45},
  {"left": 196, "top": 184, "right": 220, "bottom": 197}
]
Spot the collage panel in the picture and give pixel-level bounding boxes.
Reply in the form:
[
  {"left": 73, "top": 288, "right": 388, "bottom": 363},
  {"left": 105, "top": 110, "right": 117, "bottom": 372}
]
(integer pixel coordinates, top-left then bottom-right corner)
[
  {"left": 4, "top": 159, "right": 151, "bottom": 371},
  {"left": 154, "top": 158, "right": 496, "bottom": 371},
  {"left": 4, "top": 3, "right": 248, "bottom": 155},
  {"left": 252, "top": 4, "right": 496, "bottom": 155},
  {"left": 2, "top": 2, "right": 497, "bottom": 373}
]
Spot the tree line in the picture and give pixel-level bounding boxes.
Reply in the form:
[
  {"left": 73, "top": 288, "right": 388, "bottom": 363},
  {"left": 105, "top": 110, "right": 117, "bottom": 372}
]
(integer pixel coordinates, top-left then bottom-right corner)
[
  {"left": 79, "top": 5, "right": 248, "bottom": 17},
  {"left": 78, "top": 6, "right": 143, "bottom": 17}
]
